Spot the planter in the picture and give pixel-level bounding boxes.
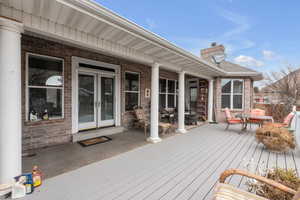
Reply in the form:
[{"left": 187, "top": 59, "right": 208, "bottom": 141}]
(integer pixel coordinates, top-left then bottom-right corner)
[{"left": 256, "top": 125, "right": 295, "bottom": 152}]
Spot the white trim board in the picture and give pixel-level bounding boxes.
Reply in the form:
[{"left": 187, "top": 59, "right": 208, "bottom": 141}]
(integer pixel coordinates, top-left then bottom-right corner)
[{"left": 71, "top": 56, "right": 121, "bottom": 134}]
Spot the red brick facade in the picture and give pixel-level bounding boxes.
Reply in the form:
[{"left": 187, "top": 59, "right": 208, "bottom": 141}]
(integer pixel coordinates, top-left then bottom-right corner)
[
  {"left": 21, "top": 34, "right": 254, "bottom": 151},
  {"left": 214, "top": 77, "right": 253, "bottom": 122},
  {"left": 21, "top": 35, "right": 183, "bottom": 151}
]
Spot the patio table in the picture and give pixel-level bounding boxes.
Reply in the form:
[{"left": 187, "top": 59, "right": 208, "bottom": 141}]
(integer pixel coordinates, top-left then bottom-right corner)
[{"left": 235, "top": 113, "right": 274, "bottom": 131}]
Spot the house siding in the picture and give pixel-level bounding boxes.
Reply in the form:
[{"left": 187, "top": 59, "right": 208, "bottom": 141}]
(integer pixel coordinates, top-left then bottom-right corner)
[{"left": 214, "top": 77, "right": 253, "bottom": 122}]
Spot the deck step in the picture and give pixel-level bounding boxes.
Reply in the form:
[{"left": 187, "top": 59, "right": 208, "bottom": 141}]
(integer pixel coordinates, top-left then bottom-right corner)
[{"left": 72, "top": 126, "right": 125, "bottom": 142}]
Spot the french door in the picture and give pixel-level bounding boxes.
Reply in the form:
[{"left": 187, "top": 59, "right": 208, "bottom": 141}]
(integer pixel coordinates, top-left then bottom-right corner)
[{"left": 78, "top": 72, "right": 115, "bottom": 130}]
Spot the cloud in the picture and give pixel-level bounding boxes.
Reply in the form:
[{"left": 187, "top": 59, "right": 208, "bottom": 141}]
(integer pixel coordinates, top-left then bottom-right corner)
[
  {"left": 218, "top": 9, "right": 251, "bottom": 39},
  {"left": 171, "top": 9, "right": 255, "bottom": 57},
  {"left": 145, "top": 18, "right": 157, "bottom": 30},
  {"left": 234, "top": 55, "right": 264, "bottom": 67},
  {"left": 262, "top": 50, "right": 276, "bottom": 60}
]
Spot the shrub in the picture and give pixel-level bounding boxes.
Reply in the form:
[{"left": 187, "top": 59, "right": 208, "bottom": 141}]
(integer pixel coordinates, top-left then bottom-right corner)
[
  {"left": 256, "top": 168, "right": 300, "bottom": 200},
  {"left": 256, "top": 125, "right": 295, "bottom": 152}
]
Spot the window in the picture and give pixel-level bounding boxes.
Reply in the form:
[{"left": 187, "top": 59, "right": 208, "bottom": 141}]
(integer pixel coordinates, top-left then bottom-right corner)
[
  {"left": 27, "top": 54, "right": 64, "bottom": 121},
  {"left": 125, "top": 72, "right": 140, "bottom": 111},
  {"left": 221, "top": 79, "right": 244, "bottom": 109},
  {"left": 159, "top": 79, "right": 177, "bottom": 109}
]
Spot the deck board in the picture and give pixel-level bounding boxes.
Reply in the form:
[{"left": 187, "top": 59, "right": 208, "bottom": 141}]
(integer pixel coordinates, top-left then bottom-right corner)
[{"left": 23, "top": 124, "right": 300, "bottom": 200}]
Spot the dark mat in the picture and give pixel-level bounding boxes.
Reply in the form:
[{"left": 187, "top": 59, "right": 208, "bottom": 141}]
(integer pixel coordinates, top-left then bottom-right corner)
[{"left": 78, "top": 136, "right": 112, "bottom": 147}]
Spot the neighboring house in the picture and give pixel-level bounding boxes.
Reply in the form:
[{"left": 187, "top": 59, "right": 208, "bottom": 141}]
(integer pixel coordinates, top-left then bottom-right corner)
[
  {"left": 0, "top": 0, "right": 262, "bottom": 184},
  {"left": 255, "top": 68, "right": 300, "bottom": 105},
  {"left": 254, "top": 90, "right": 281, "bottom": 104}
]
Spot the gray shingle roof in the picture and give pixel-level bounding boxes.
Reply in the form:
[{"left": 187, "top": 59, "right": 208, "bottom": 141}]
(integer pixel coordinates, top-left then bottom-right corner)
[{"left": 219, "top": 61, "right": 258, "bottom": 73}]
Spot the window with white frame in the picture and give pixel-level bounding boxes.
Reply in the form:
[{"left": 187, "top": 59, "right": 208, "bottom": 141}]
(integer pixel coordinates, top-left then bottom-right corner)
[
  {"left": 27, "top": 54, "right": 64, "bottom": 121},
  {"left": 125, "top": 72, "right": 140, "bottom": 111},
  {"left": 221, "top": 79, "right": 244, "bottom": 109},
  {"left": 159, "top": 79, "right": 178, "bottom": 109}
]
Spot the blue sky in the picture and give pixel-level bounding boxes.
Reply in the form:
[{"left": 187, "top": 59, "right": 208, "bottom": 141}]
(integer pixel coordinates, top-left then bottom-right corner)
[{"left": 96, "top": 0, "right": 300, "bottom": 75}]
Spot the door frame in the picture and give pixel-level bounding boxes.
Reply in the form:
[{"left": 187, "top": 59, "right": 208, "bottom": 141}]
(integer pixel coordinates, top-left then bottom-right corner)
[{"left": 72, "top": 56, "right": 121, "bottom": 134}]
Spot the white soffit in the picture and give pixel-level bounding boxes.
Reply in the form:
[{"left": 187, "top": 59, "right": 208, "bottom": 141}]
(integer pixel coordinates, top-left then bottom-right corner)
[{"left": 0, "top": 0, "right": 231, "bottom": 78}]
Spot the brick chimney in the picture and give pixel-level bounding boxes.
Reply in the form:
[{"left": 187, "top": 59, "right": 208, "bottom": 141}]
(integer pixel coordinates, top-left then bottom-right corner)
[{"left": 200, "top": 42, "right": 225, "bottom": 63}]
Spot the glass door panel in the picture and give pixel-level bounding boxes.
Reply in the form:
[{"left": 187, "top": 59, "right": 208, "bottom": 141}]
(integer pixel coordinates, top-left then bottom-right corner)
[
  {"left": 99, "top": 76, "right": 115, "bottom": 126},
  {"left": 78, "top": 74, "right": 97, "bottom": 130}
]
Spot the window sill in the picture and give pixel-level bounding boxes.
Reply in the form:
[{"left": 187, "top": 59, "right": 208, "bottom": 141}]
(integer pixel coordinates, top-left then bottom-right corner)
[{"left": 24, "top": 118, "right": 65, "bottom": 126}]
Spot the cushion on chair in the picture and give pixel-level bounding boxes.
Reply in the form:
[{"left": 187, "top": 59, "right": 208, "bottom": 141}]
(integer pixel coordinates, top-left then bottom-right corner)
[
  {"left": 228, "top": 118, "right": 242, "bottom": 123},
  {"left": 283, "top": 112, "right": 295, "bottom": 125},
  {"left": 224, "top": 108, "right": 233, "bottom": 119},
  {"left": 213, "top": 183, "right": 268, "bottom": 200},
  {"left": 251, "top": 109, "right": 266, "bottom": 116},
  {"left": 264, "top": 122, "right": 286, "bottom": 128}
]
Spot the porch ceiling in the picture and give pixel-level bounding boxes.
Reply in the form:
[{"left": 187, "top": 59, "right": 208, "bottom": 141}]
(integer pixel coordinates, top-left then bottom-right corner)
[{"left": 1, "top": 0, "right": 227, "bottom": 79}]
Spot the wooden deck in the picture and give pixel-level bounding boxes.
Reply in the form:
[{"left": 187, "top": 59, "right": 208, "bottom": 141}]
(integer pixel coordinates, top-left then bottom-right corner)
[{"left": 24, "top": 124, "right": 300, "bottom": 200}]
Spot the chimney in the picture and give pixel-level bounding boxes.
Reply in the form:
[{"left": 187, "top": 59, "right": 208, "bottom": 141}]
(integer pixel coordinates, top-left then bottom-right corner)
[{"left": 200, "top": 43, "right": 225, "bottom": 63}]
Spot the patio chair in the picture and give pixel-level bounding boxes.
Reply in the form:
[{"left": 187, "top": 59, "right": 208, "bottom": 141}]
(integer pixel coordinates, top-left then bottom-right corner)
[
  {"left": 224, "top": 108, "right": 243, "bottom": 131},
  {"left": 264, "top": 112, "right": 295, "bottom": 128},
  {"left": 213, "top": 169, "right": 297, "bottom": 200},
  {"left": 247, "top": 108, "right": 266, "bottom": 128},
  {"left": 133, "top": 106, "right": 172, "bottom": 137}
]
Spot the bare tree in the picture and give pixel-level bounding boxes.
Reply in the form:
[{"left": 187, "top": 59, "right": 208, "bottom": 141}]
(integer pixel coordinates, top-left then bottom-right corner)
[{"left": 262, "top": 66, "right": 300, "bottom": 121}]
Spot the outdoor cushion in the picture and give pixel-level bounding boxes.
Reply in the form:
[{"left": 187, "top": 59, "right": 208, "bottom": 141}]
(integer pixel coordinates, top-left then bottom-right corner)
[
  {"left": 283, "top": 112, "right": 295, "bottom": 125},
  {"left": 213, "top": 183, "right": 268, "bottom": 200},
  {"left": 224, "top": 108, "right": 233, "bottom": 119},
  {"left": 228, "top": 119, "right": 242, "bottom": 123},
  {"left": 264, "top": 112, "right": 295, "bottom": 128},
  {"left": 251, "top": 109, "right": 266, "bottom": 116}
]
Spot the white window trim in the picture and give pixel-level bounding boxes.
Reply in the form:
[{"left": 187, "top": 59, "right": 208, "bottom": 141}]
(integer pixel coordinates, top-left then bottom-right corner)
[
  {"left": 221, "top": 79, "right": 244, "bottom": 110},
  {"left": 124, "top": 71, "right": 140, "bottom": 111},
  {"left": 159, "top": 78, "right": 178, "bottom": 109},
  {"left": 25, "top": 53, "right": 65, "bottom": 122}
]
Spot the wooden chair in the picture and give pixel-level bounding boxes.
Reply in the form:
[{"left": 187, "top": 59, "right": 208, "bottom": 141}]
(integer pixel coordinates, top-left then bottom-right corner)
[
  {"left": 248, "top": 109, "right": 266, "bottom": 128},
  {"left": 264, "top": 112, "right": 295, "bottom": 128},
  {"left": 224, "top": 108, "right": 243, "bottom": 131},
  {"left": 133, "top": 106, "right": 172, "bottom": 137},
  {"left": 213, "top": 169, "right": 297, "bottom": 200}
]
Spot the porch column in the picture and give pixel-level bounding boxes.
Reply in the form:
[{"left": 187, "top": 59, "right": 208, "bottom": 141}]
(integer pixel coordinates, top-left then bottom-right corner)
[
  {"left": 177, "top": 71, "right": 186, "bottom": 133},
  {"left": 208, "top": 79, "right": 214, "bottom": 122},
  {"left": 0, "top": 17, "right": 23, "bottom": 184},
  {"left": 147, "top": 63, "right": 162, "bottom": 143}
]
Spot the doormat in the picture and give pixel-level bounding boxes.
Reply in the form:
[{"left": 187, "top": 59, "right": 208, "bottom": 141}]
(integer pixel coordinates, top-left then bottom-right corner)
[{"left": 78, "top": 136, "right": 112, "bottom": 147}]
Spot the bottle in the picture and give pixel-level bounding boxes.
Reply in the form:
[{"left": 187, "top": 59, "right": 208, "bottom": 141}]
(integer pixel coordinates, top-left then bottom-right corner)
[
  {"left": 24, "top": 174, "right": 34, "bottom": 194},
  {"left": 42, "top": 109, "right": 49, "bottom": 120},
  {"left": 32, "top": 166, "right": 42, "bottom": 188},
  {"left": 12, "top": 176, "right": 26, "bottom": 199}
]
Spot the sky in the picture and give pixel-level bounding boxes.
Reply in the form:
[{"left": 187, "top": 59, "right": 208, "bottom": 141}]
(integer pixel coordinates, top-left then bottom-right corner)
[{"left": 95, "top": 0, "right": 300, "bottom": 77}]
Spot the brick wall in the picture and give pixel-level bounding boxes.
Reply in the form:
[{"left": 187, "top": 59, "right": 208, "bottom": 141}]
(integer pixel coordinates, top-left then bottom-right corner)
[
  {"left": 214, "top": 77, "right": 253, "bottom": 122},
  {"left": 21, "top": 34, "right": 179, "bottom": 150}
]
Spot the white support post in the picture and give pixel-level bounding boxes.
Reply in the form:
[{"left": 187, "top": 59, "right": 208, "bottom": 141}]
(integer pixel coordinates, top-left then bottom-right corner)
[
  {"left": 0, "top": 17, "right": 23, "bottom": 184},
  {"left": 208, "top": 79, "right": 214, "bottom": 123},
  {"left": 147, "top": 63, "right": 162, "bottom": 143},
  {"left": 177, "top": 71, "right": 186, "bottom": 133}
]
